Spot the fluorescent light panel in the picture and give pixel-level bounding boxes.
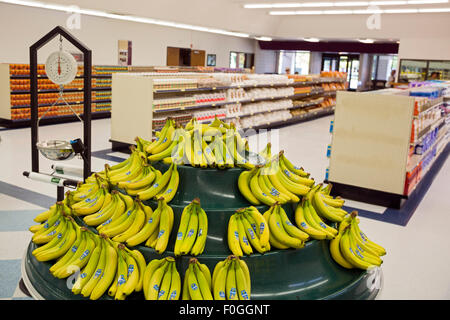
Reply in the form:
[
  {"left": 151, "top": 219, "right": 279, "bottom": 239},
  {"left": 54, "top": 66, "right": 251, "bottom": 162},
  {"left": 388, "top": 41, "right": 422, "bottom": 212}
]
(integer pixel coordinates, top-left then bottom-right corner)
[
  {"left": 303, "top": 37, "right": 320, "bottom": 42},
  {"left": 0, "top": 0, "right": 250, "bottom": 38},
  {"left": 269, "top": 5, "right": 450, "bottom": 14},
  {"left": 254, "top": 36, "right": 273, "bottom": 41},
  {"left": 246, "top": 0, "right": 449, "bottom": 8}
]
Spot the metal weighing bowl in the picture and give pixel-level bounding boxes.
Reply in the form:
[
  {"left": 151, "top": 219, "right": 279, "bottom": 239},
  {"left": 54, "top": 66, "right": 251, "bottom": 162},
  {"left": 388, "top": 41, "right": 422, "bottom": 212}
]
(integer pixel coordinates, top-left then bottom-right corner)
[{"left": 36, "top": 140, "right": 75, "bottom": 161}]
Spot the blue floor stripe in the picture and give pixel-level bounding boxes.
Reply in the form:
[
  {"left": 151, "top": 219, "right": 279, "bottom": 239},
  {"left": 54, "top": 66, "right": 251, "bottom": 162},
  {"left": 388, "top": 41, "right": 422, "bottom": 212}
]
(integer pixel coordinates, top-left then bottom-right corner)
[
  {"left": 0, "top": 210, "right": 43, "bottom": 232},
  {"left": 0, "top": 260, "right": 22, "bottom": 299},
  {"left": 0, "top": 181, "right": 55, "bottom": 209}
]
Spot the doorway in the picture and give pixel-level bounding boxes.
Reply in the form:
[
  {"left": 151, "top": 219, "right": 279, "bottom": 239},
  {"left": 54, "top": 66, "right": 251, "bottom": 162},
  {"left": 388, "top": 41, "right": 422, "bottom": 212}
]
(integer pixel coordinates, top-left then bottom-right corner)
[{"left": 321, "top": 53, "right": 359, "bottom": 90}]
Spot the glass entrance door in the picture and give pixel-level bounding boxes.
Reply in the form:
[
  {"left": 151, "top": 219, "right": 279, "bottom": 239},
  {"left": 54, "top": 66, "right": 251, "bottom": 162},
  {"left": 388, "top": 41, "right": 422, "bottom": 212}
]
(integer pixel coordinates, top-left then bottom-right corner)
[{"left": 348, "top": 58, "right": 360, "bottom": 90}]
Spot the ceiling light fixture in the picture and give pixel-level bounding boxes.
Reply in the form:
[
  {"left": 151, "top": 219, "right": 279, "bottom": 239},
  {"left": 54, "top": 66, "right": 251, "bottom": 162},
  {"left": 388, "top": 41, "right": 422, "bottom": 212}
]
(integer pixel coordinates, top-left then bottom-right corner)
[
  {"left": 254, "top": 36, "right": 273, "bottom": 41},
  {"left": 370, "top": 1, "right": 408, "bottom": 5},
  {"left": 334, "top": 1, "right": 369, "bottom": 6},
  {"left": 418, "top": 7, "right": 450, "bottom": 11},
  {"left": 246, "top": 0, "right": 448, "bottom": 9},
  {"left": 269, "top": 5, "right": 450, "bottom": 14},
  {"left": 384, "top": 8, "right": 419, "bottom": 12},
  {"left": 0, "top": 0, "right": 250, "bottom": 38},
  {"left": 407, "top": 0, "right": 448, "bottom": 3},
  {"left": 358, "top": 38, "right": 375, "bottom": 43},
  {"left": 303, "top": 37, "right": 320, "bottom": 42}
]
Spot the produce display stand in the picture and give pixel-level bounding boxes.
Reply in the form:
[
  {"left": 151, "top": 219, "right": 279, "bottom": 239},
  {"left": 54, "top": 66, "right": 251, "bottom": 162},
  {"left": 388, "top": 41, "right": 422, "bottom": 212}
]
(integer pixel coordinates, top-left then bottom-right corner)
[{"left": 21, "top": 162, "right": 380, "bottom": 300}]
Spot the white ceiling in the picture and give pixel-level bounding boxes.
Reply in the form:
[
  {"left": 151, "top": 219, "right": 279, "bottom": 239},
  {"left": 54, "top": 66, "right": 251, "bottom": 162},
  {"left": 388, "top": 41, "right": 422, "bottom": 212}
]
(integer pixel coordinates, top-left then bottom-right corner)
[{"left": 3, "top": 0, "right": 450, "bottom": 41}]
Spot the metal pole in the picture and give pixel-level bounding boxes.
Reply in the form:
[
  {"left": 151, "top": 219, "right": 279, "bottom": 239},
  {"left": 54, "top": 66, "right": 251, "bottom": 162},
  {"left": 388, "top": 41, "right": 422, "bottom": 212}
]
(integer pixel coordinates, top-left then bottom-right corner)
[
  {"left": 83, "top": 49, "right": 92, "bottom": 181},
  {"left": 57, "top": 186, "right": 65, "bottom": 201},
  {"left": 30, "top": 47, "right": 39, "bottom": 173}
]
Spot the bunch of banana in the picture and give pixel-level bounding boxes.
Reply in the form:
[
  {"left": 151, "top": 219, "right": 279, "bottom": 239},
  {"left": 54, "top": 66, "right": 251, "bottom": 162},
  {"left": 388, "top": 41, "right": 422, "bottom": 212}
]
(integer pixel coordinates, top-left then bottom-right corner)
[
  {"left": 295, "top": 196, "right": 338, "bottom": 241},
  {"left": 263, "top": 203, "right": 309, "bottom": 250},
  {"left": 136, "top": 162, "right": 179, "bottom": 202},
  {"left": 124, "top": 197, "right": 174, "bottom": 254},
  {"left": 119, "top": 165, "right": 160, "bottom": 196},
  {"left": 93, "top": 197, "right": 147, "bottom": 243},
  {"left": 48, "top": 226, "right": 98, "bottom": 279},
  {"left": 105, "top": 243, "right": 146, "bottom": 300},
  {"left": 143, "top": 116, "right": 255, "bottom": 169},
  {"left": 135, "top": 136, "right": 152, "bottom": 154},
  {"left": 148, "top": 125, "right": 185, "bottom": 163},
  {"left": 212, "top": 255, "right": 250, "bottom": 300},
  {"left": 146, "top": 118, "right": 177, "bottom": 155},
  {"left": 330, "top": 211, "right": 386, "bottom": 270},
  {"left": 238, "top": 152, "right": 314, "bottom": 206},
  {"left": 227, "top": 207, "right": 270, "bottom": 256},
  {"left": 278, "top": 150, "right": 310, "bottom": 178},
  {"left": 81, "top": 190, "right": 125, "bottom": 227},
  {"left": 181, "top": 258, "right": 213, "bottom": 300},
  {"left": 31, "top": 214, "right": 77, "bottom": 262},
  {"left": 29, "top": 201, "right": 71, "bottom": 238},
  {"left": 174, "top": 198, "right": 208, "bottom": 256},
  {"left": 308, "top": 183, "right": 347, "bottom": 223},
  {"left": 71, "top": 174, "right": 104, "bottom": 204},
  {"left": 71, "top": 183, "right": 109, "bottom": 216},
  {"left": 74, "top": 234, "right": 118, "bottom": 300},
  {"left": 143, "top": 256, "right": 181, "bottom": 300},
  {"left": 104, "top": 150, "right": 148, "bottom": 187}
]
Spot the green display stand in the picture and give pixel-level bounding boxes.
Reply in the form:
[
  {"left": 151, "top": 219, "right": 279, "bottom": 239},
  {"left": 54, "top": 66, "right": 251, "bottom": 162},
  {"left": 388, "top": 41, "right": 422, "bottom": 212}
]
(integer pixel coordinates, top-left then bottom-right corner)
[{"left": 22, "top": 163, "right": 380, "bottom": 300}]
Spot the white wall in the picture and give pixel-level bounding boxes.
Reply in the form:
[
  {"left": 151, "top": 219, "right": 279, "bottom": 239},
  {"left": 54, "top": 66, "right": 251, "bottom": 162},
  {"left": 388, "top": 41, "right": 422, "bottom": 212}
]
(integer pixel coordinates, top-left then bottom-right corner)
[
  {"left": 398, "top": 37, "right": 450, "bottom": 61},
  {"left": 0, "top": 3, "right": 255, "bottom": 67},
  {"left": 253, "top": 42, "right": 277, "bottom": 74}
]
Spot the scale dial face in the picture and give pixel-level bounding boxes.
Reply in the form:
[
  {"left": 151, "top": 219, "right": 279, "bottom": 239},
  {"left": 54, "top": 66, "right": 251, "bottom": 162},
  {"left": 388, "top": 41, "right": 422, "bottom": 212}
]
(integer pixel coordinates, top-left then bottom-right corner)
[{"left": 45, "top": 51, "right": 78, "bottom": 85}]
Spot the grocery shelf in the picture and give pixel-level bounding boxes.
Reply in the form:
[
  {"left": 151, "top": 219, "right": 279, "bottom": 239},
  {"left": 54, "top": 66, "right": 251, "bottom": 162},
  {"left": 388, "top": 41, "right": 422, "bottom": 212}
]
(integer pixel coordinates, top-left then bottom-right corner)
[
  {"left": 153, "top": 78, "right": 342, "bottom": 93},
  {"left": 10, "top": 87, "right": 111, "bottom": 94},
  {"left": 151, "top": 91, "right": 331, "bottom": 114},
  {"left": 0, "top": 110, "right": 110, "bottom": 128},
  {"left": 9, "top": 74, "right": 112, "bottom": 79},
  {"left": 323, "top": 90, "right": 337, "bottom": 97},
  {"left": 415, "top": 116, "right": 446, "bottom": 143},
  {"left": 153, "top": 82, "right": 295, "bottom": 94},
  {"left": 10, "top": 99, "right": 111, "bottom": 109},
  {"left": 243, "top": 106, "right": 335, "bottom": 131},
  {"left": 153, "top": 100, "right": 230, "bottom": 114},
  {"left": 406, "top": 131, "right": 447, "bottom": 174},
  {"left": 236, "top": 101, "right": 323, "bottom": 118}
]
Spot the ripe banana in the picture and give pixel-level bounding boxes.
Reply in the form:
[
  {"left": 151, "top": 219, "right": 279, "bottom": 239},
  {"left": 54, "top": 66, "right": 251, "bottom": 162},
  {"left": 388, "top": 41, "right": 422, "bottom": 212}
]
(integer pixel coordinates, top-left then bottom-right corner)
[
  {"left": 294, "top": 200, "right": 328, "bottom": 240},
  {"left": 238, "top": 168, "right": 261, "bottom": 206},
  {"left": 137, "top": 163, "right": 174, "bottom": 201}
]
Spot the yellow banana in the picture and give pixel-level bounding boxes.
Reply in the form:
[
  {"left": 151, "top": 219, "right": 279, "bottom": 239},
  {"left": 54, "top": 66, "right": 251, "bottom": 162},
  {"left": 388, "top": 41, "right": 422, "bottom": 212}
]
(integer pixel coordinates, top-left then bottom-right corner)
[
  {"left": 147, "top": 261, "right": 170, "bottom": 300},
  {"left": 236, "top": 214, "right": 253, "bottom": 255},
  {"left": 226, "top": 260, "right": 238, "bottom": 300},
  {"left": 294, "top": 201, "right": 328, "bottom": 240},
  {"left": 89, "top": 242, "right": 118, "bottom": 300},
  {"left": 238, "top": 168, "right": 261, "bottom": 206},
  {"left": 180, "top": 203, "right": 199, "bottom": 255},
  {"left": 268, "top": 205, "right": 304, "bottom": 249},
  {"left": 137, "top": 163, "right": 174, "bottom": 201},
  {"left": 191, "top": 203, "right": 208, "bottom": 256},
  {"left": 187, "top": 262, "right": 203, "bottom": 300},
  {"left": 168, "top": 262, "right": 181, "bottom": 300}
]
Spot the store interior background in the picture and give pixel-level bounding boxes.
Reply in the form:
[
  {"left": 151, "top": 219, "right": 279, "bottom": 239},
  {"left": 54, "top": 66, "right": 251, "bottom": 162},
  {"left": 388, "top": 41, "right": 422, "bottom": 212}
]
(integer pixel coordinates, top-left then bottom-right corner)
[
  {"left": 0, "top": 0, "right": 449, "bottom": 85},
  {"left": 0, "top": 0, "right": 449, "bottom": 300}
]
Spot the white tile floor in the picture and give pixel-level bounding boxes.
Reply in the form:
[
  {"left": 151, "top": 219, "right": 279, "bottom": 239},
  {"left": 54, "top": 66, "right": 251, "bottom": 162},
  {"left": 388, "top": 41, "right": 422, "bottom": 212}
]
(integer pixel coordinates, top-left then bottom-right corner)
[{"left": 0, "top": 116, "right": 449, "bottom": 299}]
